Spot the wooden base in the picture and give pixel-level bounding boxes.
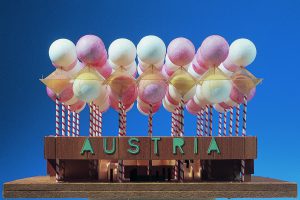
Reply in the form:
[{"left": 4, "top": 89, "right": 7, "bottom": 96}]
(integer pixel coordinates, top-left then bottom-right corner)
[{"left": 3, "top": 176, "right": 297, "bottom": 199}]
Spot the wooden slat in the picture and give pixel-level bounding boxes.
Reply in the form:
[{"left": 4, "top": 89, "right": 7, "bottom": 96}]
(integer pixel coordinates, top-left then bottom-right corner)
[
  {"left": 119, "top": 137, "right": 151, "bottom": 160},
  {"left": 244, "top": 136, "right": 257, "bottom": 159},
  {"left": 3, "top": 176, "right": 297, "bottom": 198},
  {"left": 44, "top": 137, "right": 56, "bottom": 159},
  {"left": 56, "top": 137, "right": 88, "bottom": 159}
]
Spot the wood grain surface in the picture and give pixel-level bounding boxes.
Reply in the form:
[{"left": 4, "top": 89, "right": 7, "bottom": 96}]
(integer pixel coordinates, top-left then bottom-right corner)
[{"left": 3, "top": 176, "right": 297, "bottom": 199}]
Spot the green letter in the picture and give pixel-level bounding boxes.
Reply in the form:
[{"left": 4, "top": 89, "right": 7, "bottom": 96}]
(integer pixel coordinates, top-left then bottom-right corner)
[
  {"left": 194, "top": 137, "right": 198, "bottom": 154},
  {"left": 80, "top": 138, "right": 95, "bottom": 155},
  {"left": 103, "top": 137, "right": 116, "bottom": 155},
  {"left": 128, "top": 137, "right": 140, "bottom": 154},
  {"left": 151, "top": 137, "right": 161, "bottom": 155},
  {"left": 173, "top": 138, "right": 184, "bottom": 154},
  {"left": 207, "top": 137, "right": 220, "bottom": 154}
]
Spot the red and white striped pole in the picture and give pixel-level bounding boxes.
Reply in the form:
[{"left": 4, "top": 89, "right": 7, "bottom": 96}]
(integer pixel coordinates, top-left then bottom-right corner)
[
  {"left": 200, "top": 108, "right": 204, "bottom": 136},
  {"left": 76, "top": 113, "right": 80, "bottom": 136},
  {"left": 205, "top": 106, "right": 209, "bottom": 136},
  {"left": 98, "top": 109, "right": 103, "bottom": 137},
  {"left": 223, "top": 111, "right": 227, "bottom": 136},
  {"left": 218, "top": 112, "right": 222, "bottom": 136},
  {"left": 197, "top": 112, "right": 201, "bottom": 136},
  {"left": 235, "top": 105, "right": 240, "bottom": 136},
  {"left": 55, "top": 98, "right": 60, "bottom": 182},
  {"left": 72, "top": 111, "right": 76, "bottom": 137},
  {"left": 148, "top": 104, "right": 153, "bottom": 136},
  {"left": 229, "top": 107, "right": 233, "bottom": 136},
  {"left": 89, "top": 103, "right": 93, "bottom": 137},
  {"left": 241, "top": 96, "right": 247, "bottom": 182},
  {"left": 209, "top": 105, "right": 213, "bottom": 136},
  {"left": 118, "top": 99, "right": 125, "bottom": 182},
  {"left": 92, "top": 103, "right": 96, "bottom": 137},
  {"left": 61, "top": 104, "right": 66, "bottom": 136},
  {"left": 67, "top": 106, "right": 71, "bottom": 137},
  {"left": 178, "top": 98, "right": 184, "bottom": 182}
]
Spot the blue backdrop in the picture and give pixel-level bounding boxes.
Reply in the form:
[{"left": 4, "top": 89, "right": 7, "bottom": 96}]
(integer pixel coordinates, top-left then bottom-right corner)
[{"left": 0, "top": 0, "right": 299, "bottom": 200}]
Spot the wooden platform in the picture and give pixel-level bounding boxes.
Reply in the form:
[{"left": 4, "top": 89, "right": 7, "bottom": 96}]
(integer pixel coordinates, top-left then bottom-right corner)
[{"left": 3, "top": 176, "right": 297, "bottom": 199}]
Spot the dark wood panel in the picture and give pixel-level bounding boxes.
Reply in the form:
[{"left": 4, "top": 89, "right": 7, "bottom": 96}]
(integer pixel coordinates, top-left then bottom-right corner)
[{"left": 3, "top": 176, "right": 297, "bottom": 198}]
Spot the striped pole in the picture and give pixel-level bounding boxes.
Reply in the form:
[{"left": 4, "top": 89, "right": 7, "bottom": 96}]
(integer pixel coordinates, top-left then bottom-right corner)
[
  {"left": 55, "top": 98, "right": 60, "bottom": 182},
  {"left": 89, "top": 103, "right": 93, "bottom": 137},
  {"left": 218, "top": 112, "right": 222, "bottom": 136},
  {"left": 171, "top": 111, "right": 176, "bottom": 136},
  {"left": 200, "top": 108, "right": 204, "bottom": 136},
  {"left": 123, "top": 104, "right": 127, "bottom": 136},
  {"left": 229, "top": 107, "right": 233, "bottom": 136},
  {"left": 76, "top": 113, "right": 80, "bottom": 136},
  {"left": 61, "top": 104, "right": 66, "bottom": 136},
  {"left": 209, "top": 105, "right": 213, "bottom": 136},
  {"left": 196, "top": 112, "right": 201, "bottom": 136},
  {"left": 92, "top": 103, "right": 96, "bottom": 136},
  {"left": 148, "top": 104, "right": 153, "bottom": 136},
  {"left": 178, "top": 98, "right": 184, "bottom": 182},
  {"left": 205, "top": 106, "right": 209, "bottom": 136},
  {"left": 171, "top": 109, "right": 178, "bottom": 180},
  {"left": 118, "top": 99, "right": 124, "bottom": 182},
  {"left": 223, "top": 111, "right": 227, "bottom": 136},
  {"left": 67, "top": 106, "right": 71, "bottom": 137},
  {"left": 99, "top": 110, "right": 103, "bottom": 137},
  {"left": 235, "top": 105, "right": 240, "bottom": 136},
  {"left": 241, "top": 96, "right": 247, "bottom": 182},
  {"left": 72, "top": 111, "right": 76, "bottom": 137}
]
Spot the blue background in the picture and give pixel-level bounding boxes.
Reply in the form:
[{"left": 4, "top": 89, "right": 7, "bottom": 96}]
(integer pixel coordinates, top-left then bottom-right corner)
[{"left": 0, "top": 0, "right": 299, "bottom": 200}]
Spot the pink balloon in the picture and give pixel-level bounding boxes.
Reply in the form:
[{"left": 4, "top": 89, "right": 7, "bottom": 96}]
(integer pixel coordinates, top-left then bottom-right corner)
[
  {"left": 166, "top": 89, "right": 179, "bottom": 105},
  {"left": 230, "top": 85, "right": 256, "bottom": 104},
  {"left": 109, "top": 95, "right": 134, "bottom": 111},
  {"left": 69, "top": 100, "right": 85, "bottom": 113},
  {"left": 58, "top": 84, "right": 74, "bottom": 103},
  {"left": 95, "top": 61, "right": 112, "bottom": 79},
  {"left": 137, "top": 100, "right": 161, "bottom": 114},
  {"left": 219, "top": 102, "right": 231, "bottom": 109},
  {"left": 162, "top": 64, "right": 176, "bottom": 77},
  {"left": 196, "top": 35, "right": 229, "bottom": 68},
  {"left": 167, "top": 37, "right": 195, "bottom": 66},
  {"left": 192, "top": 58, "right": 208, "bottom": 76},
  {"left": 46, "top": 87, "right": 56, "bottom": 101},
  {"left": 186, "top": 98, "right": 202, "bottom": 115},
  {"left": 223, "top": 57, "right": 240, "bottom": 72},
  {"left": 76, "top": 35, "right": 107, "bottom": 67},
  {"left": 139, "top": 82, "right": 167, "bottom": 105}
]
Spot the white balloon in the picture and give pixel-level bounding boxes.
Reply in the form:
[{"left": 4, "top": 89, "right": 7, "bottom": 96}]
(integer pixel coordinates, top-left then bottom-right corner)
[
  {"left": 228, "top": 38, "right": 256, "bottom": 67},
  {"left": 137, "top": 35, "right": 166, "bottom": 64},
  {"left": 98, "top": 97, "right": 110, "bottom": 112},
  {"left": 68, "top": 60, "right": 83, "bottom": 78},
  {"left": 126, "top": 61, "right": 137, "bottom": 77},
  {"left": 137, "top": 102, "right": 148, "bottom": 116},
  {"left": 218, "top": 63, "right": 234, "bottom": 77},
  {"left": 138, "top": 57, "right": 164, "bottom": 70},
  {"left": 108, "top": 38, "right": 136, "bottom": 66},
  {"left": 49, "top": 38, "right": 77, "bottom": 70},
  {"left": 162, "top": 97, "right": 177, "bottom": 112},
  {"left": 73, "top": 73, "right": 103, "bottom": 103},
  {"left": 201, "top": 79, "right": 232, "bottom": 104}
]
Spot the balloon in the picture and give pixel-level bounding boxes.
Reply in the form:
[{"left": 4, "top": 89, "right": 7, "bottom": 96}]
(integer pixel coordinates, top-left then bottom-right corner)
[
  {"left": 58, "top": 84, "right": 75, "bottom": 103},
  {"left": 92, "top": 85, "right": 109, "bottom": 105},
  {"left": 196, "top": 35, "right": 229, "bottom": 68},
  {"left": 76, "top": 35, "right": 107, "bottom": 67},
  {"left": 165, "top": 55, "right": 189, "bottom": 72},
  {"left": 165, "top": 88, "right": 179, "bottom": 105},
  {"left": 68, "top": 60, "right": 84, "bottom": 78},
  {"left": 162, "top": 97, "right": 177, "bottom": 113},
  {"left": 167, "top": 37, "right": 195, "bottom": 66},
  {"left": 46, "top": 87, "right": 56, "bottom": 101},
  {"left": 73, "top": 71, "right": 104, "bottom": 103},
  {"left": 186, "top": 98, "right": 202, "bottom": 115},
  {"left": 213, "top": 104, "right": 227, "bottom": 113},
  {"left": 69, "top": 100, "right": 86, "bottom": 113},
  {"left": 201, "top": 74, "right": 232, "bottom": 104},
  {"left": 137, "top": 99, "right": 161, "bottom": 115},
  {"left": 138, "top": 57, "right": 164, "bottom": 70},
  {"left": 49, "top": 39, "right": 77, "bottom": 71},
  {"left": 137, "top": 35, "right": 166, "bottom": 64},
  {"left": 107, "top": 70, "right": 137, "bottom": 104},
  {"left": 96, "top": 97, "right": 110, "bottom": 113},
  {"left": 126, "top": 61, "right": 137, "bottom": 77},
  {"left": 109, "top": 95, "right": 135, "bottom": 111},
  {"left": 168, "top": 84, "right": 196, "bottom": 102},
  {"left": 95, "top": 61, "right": 113, "bottom": 79},
  {"left": 169, "top": 69, "right": 196, "bottom": 97},
  {"left": 227, "top": 38, "right": 256, "bottom": 67},
  {"left": 230, "top": 86, "right": 256, "bottom": 104},
  {"left": 108, "top": 38, "right": 136, "bottom": 67},
  {"left": 232, "top": 73, "right": 256, "bottom": 95},
  {"left": 138, "top": 71, "right": 167, "bottom": 104}
]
